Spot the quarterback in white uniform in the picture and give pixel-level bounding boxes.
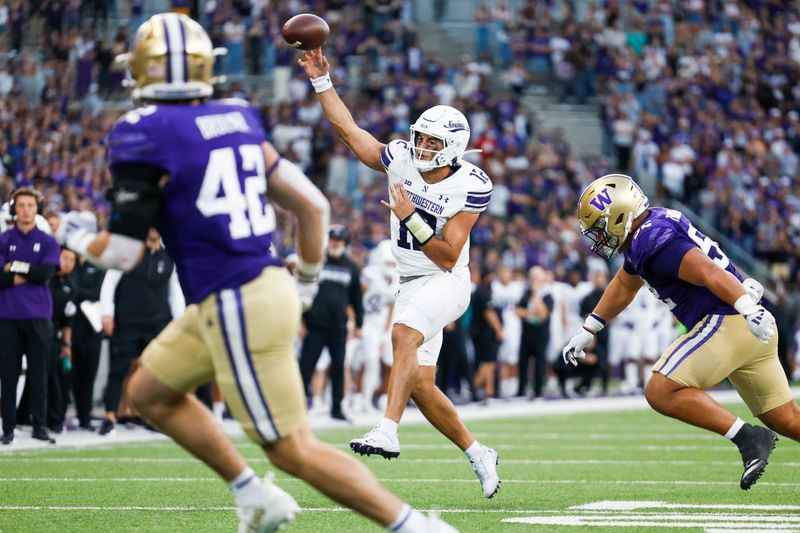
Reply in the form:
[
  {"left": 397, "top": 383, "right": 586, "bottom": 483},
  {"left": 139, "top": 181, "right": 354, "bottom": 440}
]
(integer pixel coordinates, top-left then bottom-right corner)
[{"left": 300, "top": 48, "right": 500, "bottom": 498}]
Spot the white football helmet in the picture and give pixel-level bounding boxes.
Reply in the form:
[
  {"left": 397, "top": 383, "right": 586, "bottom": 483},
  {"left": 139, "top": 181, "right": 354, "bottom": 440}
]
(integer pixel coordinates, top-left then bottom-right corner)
[{"left": 409, "top": 105, "right": 471, "bottom": 172}]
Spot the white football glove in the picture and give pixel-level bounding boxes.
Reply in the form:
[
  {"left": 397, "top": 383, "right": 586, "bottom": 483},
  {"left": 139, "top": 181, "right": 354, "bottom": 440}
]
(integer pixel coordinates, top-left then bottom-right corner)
[
  {"left": 56, "top": 211, "right": 98, "bottom": 247},
  {"left": 562, "top": 313, "right": 606, "bottom": 366},
  {"left": 562, "top": 328, "right": 594, "bottom": 367},
  {"left": 295, "top": 260, "right": 321, "bottom": 312},
  {"left": 734, "top": 289, "right": 775, "bottom": 344}
]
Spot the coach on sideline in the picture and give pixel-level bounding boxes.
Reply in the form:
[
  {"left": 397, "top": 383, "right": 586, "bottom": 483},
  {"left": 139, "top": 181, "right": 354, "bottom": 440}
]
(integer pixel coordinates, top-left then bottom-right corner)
[{"left": 0, "top": 188, "right": 60, "bottom": 444}]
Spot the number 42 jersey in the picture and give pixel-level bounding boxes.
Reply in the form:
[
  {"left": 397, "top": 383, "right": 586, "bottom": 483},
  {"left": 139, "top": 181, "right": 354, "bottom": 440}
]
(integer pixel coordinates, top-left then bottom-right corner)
[
  {"left": 381, "top": 139, "right": 493, "bottom": 277},
  {"left": 107, "top": 100, "right": 283, "bottom": 304}
]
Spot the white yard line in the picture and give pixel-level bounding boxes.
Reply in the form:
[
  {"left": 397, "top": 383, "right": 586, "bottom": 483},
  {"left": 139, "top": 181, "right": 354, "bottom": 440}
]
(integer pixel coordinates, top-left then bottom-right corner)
[
  {"left": 572, "top": 501, "right": 800, "bottom": 512},
  {"left": 1, "top": 476, "right": 798, "bottom": 487}
]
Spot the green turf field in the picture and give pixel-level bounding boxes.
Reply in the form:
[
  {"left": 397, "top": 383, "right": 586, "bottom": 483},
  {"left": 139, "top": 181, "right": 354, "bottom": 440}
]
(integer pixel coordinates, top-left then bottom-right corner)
[{"left": 1, "top": 403, "right": 798, "bottom": 532}]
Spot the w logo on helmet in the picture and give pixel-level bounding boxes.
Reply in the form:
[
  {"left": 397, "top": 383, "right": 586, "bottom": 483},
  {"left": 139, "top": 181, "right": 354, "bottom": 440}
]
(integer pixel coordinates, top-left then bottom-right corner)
[{"left": 589, "top": 189, "right": 613, "bottom": 211}]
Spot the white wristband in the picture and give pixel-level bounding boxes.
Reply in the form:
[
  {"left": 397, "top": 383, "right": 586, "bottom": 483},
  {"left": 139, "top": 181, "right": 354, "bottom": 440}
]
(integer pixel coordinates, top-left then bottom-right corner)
[
  {"left": 310, "top": 75, "right": 333, "bottom": 93},
  {"left": 733, "top": 294, "right": 759, "bottom": 316},
  {"left": 297, "top": 260, "right": 322, "bottom": 282},
  {"left": 402, "top": 212, "right": 434, "bottom": 245},
  {"left": 583, "top": 313, "right": 606, "bottom": 333}
]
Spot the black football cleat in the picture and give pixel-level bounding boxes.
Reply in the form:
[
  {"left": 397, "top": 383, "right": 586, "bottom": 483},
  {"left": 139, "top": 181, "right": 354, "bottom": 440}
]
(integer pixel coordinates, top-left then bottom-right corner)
[
  {"left": 31, "top": 428, "right": 56, "bottom": 444},
  {"left": 734, "top": 424, "right": 778, "bottom": 490}
]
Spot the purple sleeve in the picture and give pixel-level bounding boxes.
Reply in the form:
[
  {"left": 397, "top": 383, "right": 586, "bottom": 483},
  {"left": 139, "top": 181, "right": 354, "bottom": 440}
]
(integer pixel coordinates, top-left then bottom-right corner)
[
  {"left": 646, "top": 236, "right": 696, "bottom": 278},
  {"left": 107, "top": 120, "right": 170, "bottom": 171},
  {"left": 623, "top": 256, "right": 636, "bottom": 275},
  {"left": 41, "top": 234, "right": 61, "bottom": 267}
]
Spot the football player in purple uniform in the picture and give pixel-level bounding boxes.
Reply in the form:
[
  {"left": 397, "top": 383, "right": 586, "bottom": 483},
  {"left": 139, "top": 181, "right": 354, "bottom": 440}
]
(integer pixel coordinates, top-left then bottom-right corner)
[
  {"left": 565, "top": 174, "right": 800, "bottom": 490},
  {"left": 57, "top": 13, "right": 457, "bottom": 533}
]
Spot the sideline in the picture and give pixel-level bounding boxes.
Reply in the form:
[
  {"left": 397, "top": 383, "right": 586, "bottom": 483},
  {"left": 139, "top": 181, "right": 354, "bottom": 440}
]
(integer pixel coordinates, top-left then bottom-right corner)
[{"left": 2, "top": 387, "right": 798, "bottom": 452}]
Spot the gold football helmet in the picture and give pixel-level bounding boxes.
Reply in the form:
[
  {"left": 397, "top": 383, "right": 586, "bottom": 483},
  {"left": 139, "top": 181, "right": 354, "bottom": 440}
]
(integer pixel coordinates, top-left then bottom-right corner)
[
  {"left": 577, "top": 174, "right": 649, "bottom": 258},
  {"left": 120, "top": 13, "right": 224, "bottom": 101}
]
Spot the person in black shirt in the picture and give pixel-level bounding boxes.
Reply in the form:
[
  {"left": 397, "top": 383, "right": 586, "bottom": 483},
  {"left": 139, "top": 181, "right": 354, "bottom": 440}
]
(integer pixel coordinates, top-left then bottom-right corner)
[
  {"left": 469, "top": 268, "right": 503, "bottom": 402},
  {"left": 98, "top": 229, "right": 182, "bottom": 435},
  {"left": 47, "top": 247, "right": 78, "bottom": 432},
  {"left": 515, "top": 266, "right": 553, "bottom": 399},
  {"left": 299, "top": 225, "right": 363, "bottom": 421},
  {"left": 578, "top": 269, "right": 610, "bottom": 395},
  {"left": 70, "top": 255, "right": 106, "bottom": 430}
]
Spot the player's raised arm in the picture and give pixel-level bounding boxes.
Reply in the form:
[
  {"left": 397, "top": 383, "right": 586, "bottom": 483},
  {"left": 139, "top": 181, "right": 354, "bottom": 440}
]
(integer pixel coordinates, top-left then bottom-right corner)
[{"left": 298, "top": 48, "right": 385, "bottom": 172}]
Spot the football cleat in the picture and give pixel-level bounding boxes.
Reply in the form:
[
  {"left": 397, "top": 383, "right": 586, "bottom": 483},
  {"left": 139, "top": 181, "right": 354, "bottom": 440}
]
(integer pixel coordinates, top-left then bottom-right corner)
[
  {"left": 470, "top": 446, "right": 500, "bottom": 498},
  {"left": 349, "top": 426, "right": 400, "bottom": 459},
  {"left": 735, "top": 424, "right": 778, "bottom": 490},
  {"left": 237, "top": 473, "right": 301, "bottom": 533}
]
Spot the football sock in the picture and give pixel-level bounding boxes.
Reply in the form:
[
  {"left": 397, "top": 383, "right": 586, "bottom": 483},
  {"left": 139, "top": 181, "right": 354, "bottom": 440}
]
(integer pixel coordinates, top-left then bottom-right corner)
[
  {"left": 464, "top": 440, "right": 483, "bottom": 461},
  {"left": 212, "top": 402, "right": 225, "bottom": 421},
  {"left": 379, "top": 417, "right": 398, "bottom": 435},
  {"left": 624, "top": 362, "right": 639, "bottom": 390},
  {"left": 725, "top": 417, "right": 746, "bottom": 441},
  {"left": 389, "top": 504, "right": 427, "bottom": 532},
  {"left": 228, "top": 467, "right": 263, "bottom": 508}
]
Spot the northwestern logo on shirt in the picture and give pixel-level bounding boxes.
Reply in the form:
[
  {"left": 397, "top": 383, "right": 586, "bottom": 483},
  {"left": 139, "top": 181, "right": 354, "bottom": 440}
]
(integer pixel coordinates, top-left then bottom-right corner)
[
  {"left": 33, "top": 243, "right": 40, "bottom": 253},
  {"left": 589, "top": 188, "right": 613, "bottom": 211}
]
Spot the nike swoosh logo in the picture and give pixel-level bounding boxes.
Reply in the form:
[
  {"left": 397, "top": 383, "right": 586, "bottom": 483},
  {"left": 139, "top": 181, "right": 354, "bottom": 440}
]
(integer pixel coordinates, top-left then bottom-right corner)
[{"left": 743, "top": 459, "right": 764, "bottom": 478}]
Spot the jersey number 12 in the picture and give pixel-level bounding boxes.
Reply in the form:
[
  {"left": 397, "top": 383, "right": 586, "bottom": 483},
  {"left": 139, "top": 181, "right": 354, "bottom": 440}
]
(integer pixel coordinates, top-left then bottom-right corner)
[
  {"left": 397, "top": 209, "right": 437, "bottom": 251},
  {"left": 196, "top": 145, "right": 275, "bottom": 240}
]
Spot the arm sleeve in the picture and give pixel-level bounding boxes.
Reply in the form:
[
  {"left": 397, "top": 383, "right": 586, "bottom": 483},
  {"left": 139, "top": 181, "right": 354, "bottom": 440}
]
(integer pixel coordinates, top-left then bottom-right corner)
[
  {"left": 99, "top": 269, "right": 123, "bottom": 317},
  {"left": 23, "top": 264, "right": 56, "bottom": 284},
  {"left": 107, "top": 163, "right": 166, "bottom": 241},
  {"left": 350, "top": 266, "right": 364, "bottom": 329},
  {"left": 168, "top": 268, "right": 186, "bottom": 319},
  {"left": 0, "top": 271, "right": 14, "bottom": 287}
]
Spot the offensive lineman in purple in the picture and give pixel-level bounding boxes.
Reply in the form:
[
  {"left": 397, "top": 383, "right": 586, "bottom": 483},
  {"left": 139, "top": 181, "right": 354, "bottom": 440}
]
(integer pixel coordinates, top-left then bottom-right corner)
[
  {"left": 106, "top": 101, "right": 282, "bottom": 303},
  {"left": 622, "top": 207, "right": 742, "bottom": 330}
]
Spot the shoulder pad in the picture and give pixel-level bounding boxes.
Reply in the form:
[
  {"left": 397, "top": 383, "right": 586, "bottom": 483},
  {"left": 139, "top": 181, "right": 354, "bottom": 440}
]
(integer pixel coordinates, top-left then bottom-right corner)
[{"left": 381, "top": 139, "right": 409, "bottom": 170}]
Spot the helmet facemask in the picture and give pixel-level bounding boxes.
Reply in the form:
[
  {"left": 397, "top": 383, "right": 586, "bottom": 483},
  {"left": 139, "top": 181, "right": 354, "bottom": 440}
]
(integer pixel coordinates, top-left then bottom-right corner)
[
  {"left": 581, "top": 217, "right": 623, "bottom": 259},
  {"left": 409, "top": 129, "right": 452, "bottom": 172}
]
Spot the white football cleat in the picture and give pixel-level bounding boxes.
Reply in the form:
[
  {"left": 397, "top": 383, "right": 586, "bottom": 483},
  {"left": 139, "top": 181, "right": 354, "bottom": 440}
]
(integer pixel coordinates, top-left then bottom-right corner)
[
  {"left": 237, "top": 473, "right": 301, "bottom": 533},
  {"left": 349, "top": 425, "right": 400, "bottom": 459},
  {"left": 426, "top": 512, "right": 460, "bottom": 532},
  {"left": 470, "top": 446, "right": 500, "bottom": 498}
]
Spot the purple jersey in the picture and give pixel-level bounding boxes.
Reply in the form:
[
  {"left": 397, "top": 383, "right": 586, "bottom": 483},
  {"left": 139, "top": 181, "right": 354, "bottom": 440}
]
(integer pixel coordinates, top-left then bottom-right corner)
[
  {"left": 623, "top": 207, "right": 741, "bottom": 330},
  {"left": 0, "top": 226, "right": 61, "bottom": 319},
  {"left": 107, "top": 99, "right": 282, "bottom": 303}
]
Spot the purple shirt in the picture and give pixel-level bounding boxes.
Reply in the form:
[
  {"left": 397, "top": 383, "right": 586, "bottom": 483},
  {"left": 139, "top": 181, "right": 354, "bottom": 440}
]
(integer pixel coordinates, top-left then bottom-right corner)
[
  {"left": 623, "top": 207, "right": 741, "bottom": 330},
  {"left": 0, "top": 226, "right": 61, "bottom": 319},
  {"left": 107, "top": 100, "right": 283, "bottom": 303}
]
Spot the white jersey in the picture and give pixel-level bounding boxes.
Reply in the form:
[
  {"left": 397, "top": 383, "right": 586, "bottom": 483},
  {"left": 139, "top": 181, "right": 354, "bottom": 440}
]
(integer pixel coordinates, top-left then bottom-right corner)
[
  {"left": 381, "top": 139, "right": 492, "bottom": 277},
  {"left": 360, "top": 264, "right": 396, "bottom": 328}
]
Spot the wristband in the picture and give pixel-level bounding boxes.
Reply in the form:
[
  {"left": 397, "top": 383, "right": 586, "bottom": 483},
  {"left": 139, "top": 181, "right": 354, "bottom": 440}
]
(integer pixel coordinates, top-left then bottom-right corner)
[
  {"left": 401, "top": 212, "right": 434, "bottom": 245},
  {"left": 733, "top": 294, "right": 759, "bottom": 316},
  {"left": 310, "top": 75, "right": 333, "bottom": 94},
  {"left": 583, "top": 313, "right": 606, "bottom": 334},
  {"left": 297, "top": 260, "right": 322, "bottom": 283},
  {"left": 9, "top": 261, "right": 30, "bottom": 274}
]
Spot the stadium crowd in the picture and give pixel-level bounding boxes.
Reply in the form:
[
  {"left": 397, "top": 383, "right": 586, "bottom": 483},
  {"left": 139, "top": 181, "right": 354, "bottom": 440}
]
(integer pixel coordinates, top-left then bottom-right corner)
[{"left": 0, "top": 0, "right": 798, "bottom": 434}]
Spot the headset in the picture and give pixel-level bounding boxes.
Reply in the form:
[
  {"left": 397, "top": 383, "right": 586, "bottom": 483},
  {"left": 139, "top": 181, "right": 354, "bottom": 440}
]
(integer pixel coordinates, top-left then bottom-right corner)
[{"left": 9, "top": 188, "right": 45, "bottom": 216}]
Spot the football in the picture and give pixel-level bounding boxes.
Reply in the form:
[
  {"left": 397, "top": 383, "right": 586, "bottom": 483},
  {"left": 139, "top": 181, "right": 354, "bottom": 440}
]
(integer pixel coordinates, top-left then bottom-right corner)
[{"left": 282, "top": 13, "right": 330, "bottom": 51}]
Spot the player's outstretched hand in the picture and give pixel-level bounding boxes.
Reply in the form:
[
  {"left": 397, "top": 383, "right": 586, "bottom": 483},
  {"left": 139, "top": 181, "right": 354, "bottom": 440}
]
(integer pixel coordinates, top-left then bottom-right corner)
[
  {"left": 297, "top": 48, "right": 329, "bottom": 78},
  {"left": 562, "top": 328, "right": 594, "bottom": 366},
  {"left": 381, "top": 182, "right": 415, "bottom": 220}
]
